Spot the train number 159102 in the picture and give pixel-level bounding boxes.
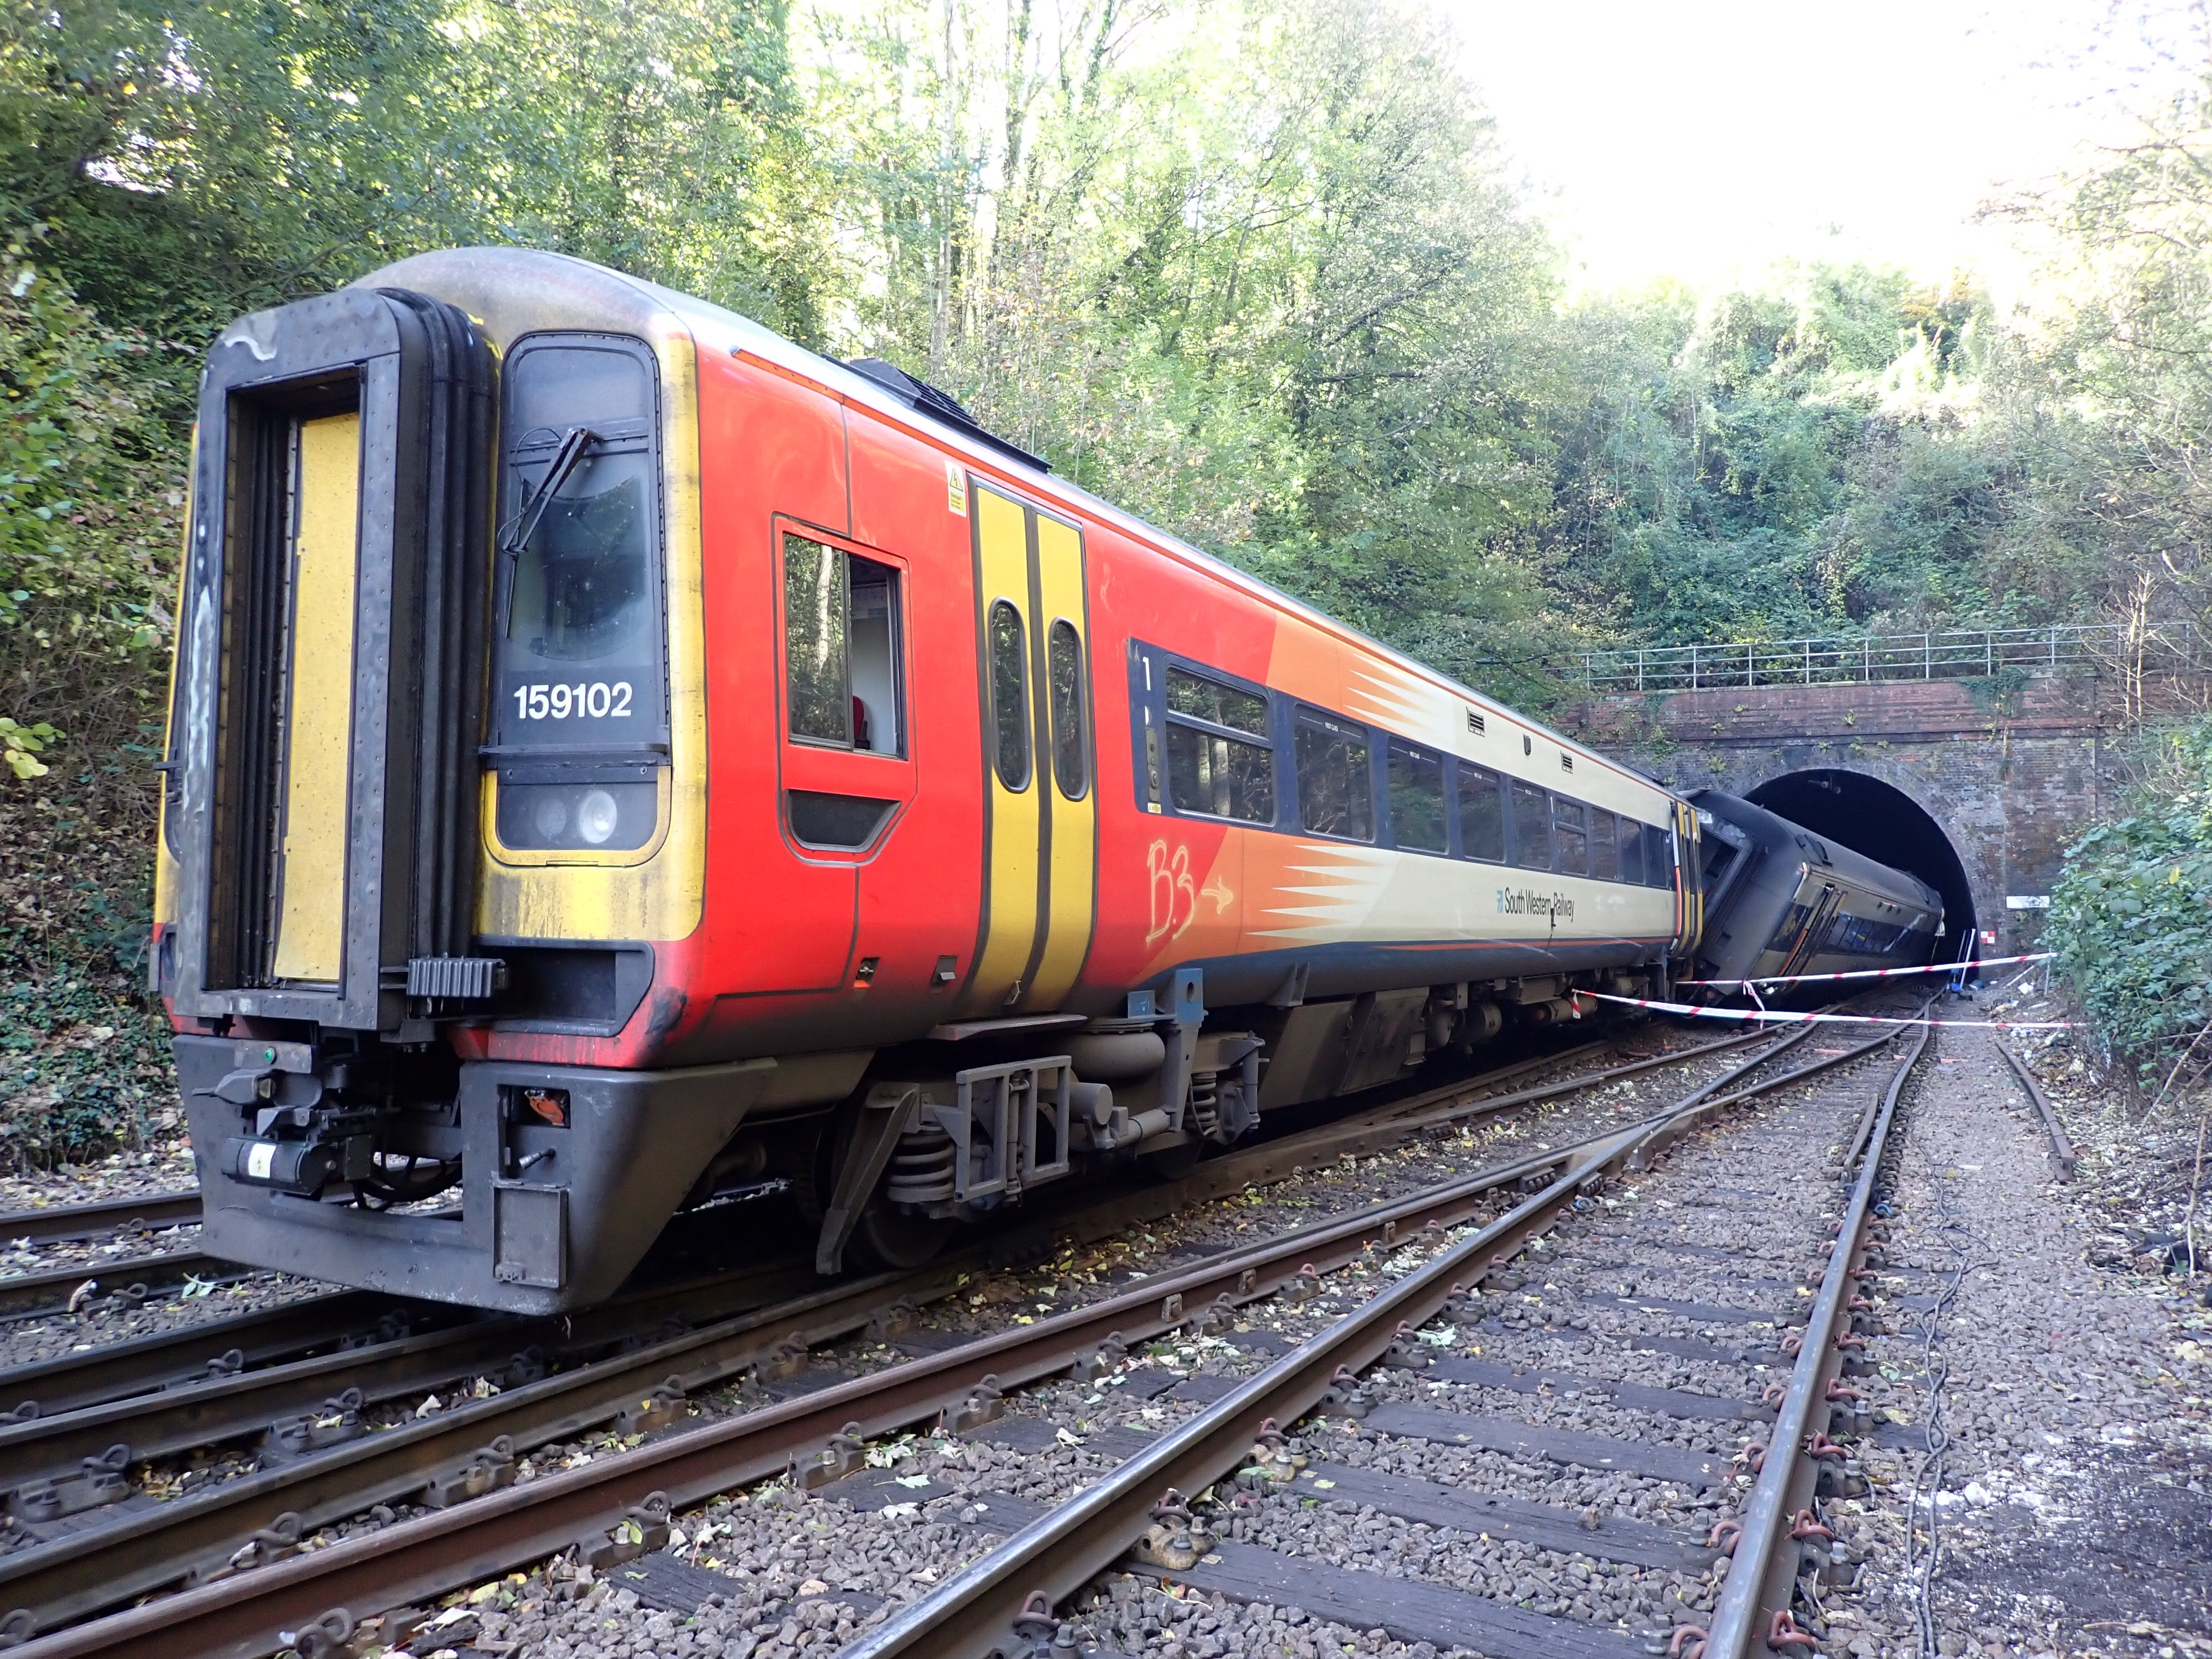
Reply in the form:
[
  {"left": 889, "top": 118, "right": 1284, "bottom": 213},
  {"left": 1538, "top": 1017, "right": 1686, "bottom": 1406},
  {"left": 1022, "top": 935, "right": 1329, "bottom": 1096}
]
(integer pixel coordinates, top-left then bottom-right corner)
[{"left": 513, "top": 681, "right": 634, "bottom": 721}]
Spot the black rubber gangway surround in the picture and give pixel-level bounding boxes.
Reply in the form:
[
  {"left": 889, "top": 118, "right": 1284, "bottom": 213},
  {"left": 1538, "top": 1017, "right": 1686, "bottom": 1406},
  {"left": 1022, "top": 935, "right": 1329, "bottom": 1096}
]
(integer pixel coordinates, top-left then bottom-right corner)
[
  {"left": 0, "top": 1018, "right": 1916, "bottom": 1659},
  {"left": 162, "top": 286, "right": 492, "bottom": 1033}
]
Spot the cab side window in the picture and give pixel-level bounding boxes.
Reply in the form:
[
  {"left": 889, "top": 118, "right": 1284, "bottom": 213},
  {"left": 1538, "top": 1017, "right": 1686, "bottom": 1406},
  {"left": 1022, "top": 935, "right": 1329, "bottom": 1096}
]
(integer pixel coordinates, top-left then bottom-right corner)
[{"left": 782, "top": 531, "right": 904, "bottom": 756}]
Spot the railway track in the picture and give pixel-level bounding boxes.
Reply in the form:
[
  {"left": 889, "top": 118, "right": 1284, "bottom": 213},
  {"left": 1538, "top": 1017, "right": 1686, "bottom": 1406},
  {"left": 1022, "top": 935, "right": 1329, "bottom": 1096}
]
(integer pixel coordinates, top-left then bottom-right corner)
[
  {"left": 0, "top": 1027, "right": 1730, "bottom": 1415},
  {"left": 0, "top": 1043, "right": 1646, "bottom": 1328},
  {"left": 836, "top": 1012, "right": 1930, "bottom": 1659},
  {"left": 0, "top": 1192, "right": 201, "bottom": 1248},
  {"left": 0, "top": 1012, "right": 1897, "bottom": 1659}
]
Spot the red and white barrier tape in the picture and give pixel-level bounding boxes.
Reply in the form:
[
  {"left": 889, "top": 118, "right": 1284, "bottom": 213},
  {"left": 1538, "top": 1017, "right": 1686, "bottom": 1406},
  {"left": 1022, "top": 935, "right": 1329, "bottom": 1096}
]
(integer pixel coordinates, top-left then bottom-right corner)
[
  {"left": 1674, "top": 952, "right": 2054, "bottom": 991},
  {"left": 1572, "top": 990, "right": 2076, "bottom": 1030}
]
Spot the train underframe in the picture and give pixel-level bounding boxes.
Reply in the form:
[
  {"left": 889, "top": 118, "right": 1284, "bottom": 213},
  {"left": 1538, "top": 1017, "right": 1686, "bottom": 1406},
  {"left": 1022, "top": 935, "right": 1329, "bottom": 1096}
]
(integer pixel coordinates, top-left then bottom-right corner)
[{"left": 177, "top": 961, "right": 1668, "bottom": 1313}]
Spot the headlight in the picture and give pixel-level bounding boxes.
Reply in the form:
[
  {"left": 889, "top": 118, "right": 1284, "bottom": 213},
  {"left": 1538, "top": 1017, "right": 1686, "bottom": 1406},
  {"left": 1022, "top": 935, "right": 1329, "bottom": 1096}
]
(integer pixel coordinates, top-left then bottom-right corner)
[
  {"left": 494, "top": 778, "right": 658, "bottom": 852},
  {"left": 577, "top": 789, "right": 619, "bottom": 845}
]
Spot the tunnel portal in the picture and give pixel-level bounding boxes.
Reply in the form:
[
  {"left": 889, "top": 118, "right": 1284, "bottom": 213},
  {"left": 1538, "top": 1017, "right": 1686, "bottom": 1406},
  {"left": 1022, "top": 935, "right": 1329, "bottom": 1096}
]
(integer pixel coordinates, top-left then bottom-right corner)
[{"left": 1744, "top": 769, "right": 1980, "bottom": 973}]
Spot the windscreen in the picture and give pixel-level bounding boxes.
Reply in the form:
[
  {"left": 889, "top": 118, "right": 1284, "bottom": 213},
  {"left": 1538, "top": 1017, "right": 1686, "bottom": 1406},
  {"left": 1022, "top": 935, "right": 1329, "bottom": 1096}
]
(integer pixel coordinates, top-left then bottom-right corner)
[
  {"left": 494, "top": 337, "right": 665, "bottom": 753},
  {"left": 489, "top": 335, "right": 667, "bottom": 853}
]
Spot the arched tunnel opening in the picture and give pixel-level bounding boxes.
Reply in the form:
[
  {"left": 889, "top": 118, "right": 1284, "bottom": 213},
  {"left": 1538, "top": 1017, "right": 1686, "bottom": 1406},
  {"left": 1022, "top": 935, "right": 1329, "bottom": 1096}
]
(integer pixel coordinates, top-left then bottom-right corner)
[{"left": 1744, "top": 769, "right": 1981, "bottom": 975}]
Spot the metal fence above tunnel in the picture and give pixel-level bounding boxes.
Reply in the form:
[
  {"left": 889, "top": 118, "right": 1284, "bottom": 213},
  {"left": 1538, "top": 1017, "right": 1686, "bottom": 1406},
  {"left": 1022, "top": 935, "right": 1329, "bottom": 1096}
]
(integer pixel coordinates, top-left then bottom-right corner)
[{"left": 1566, "top": 623, "right": 2176, "bottom": 695}]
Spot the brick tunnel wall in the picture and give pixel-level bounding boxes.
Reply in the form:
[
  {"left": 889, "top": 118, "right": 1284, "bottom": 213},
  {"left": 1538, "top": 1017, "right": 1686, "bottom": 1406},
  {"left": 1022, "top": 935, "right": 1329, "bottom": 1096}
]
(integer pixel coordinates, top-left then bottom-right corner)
[{"left": 1559, "top": 674, "right": 2120, "bottom": 959}]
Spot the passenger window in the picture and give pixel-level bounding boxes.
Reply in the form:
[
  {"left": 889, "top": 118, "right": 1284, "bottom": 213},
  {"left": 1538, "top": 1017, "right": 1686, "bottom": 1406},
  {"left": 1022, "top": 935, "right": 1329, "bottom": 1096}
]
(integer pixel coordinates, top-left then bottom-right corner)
[
  {"left": 1618, "top": 820, "right": 1645, "bottom": 885},
  {"left": 1167, "top": 668, "right": 1268, "bottom": 733},
  {"left": 989, "top": 600, "right": 1030, "bottom": 790},
  {"left": 1047, "top": 620, "right": 1088, "bottom": 799},
  {"left": 1386, "top": 740, "right": 1447, "bottom": 852},
  {"left": 1766, "top": 901, "right": 1813, "bottom": 953},
  {"left": 1510, "top": 781, "right": 1552, "bottom": 870},
  {"left": 1647, "top": 826, "right": 1675, "bottom": 889},
  {"left": 782, "top": 533, "right": 903, "bottom": 755},
  {"left": 1455, "top": 764, "right": 1505, "bottom": 862},
  {"left": 1553, "top": 798, "right": 1589, "bottom": 877},
  {"left": 1294, "top": 707, "right": 1373, "bottom": 841},
  {"left": 1590, "top": 811, "right": 1619, "bottom": 881},
  {"left": 1165, "top": 665, "right": 1273, "bottom": 823}
]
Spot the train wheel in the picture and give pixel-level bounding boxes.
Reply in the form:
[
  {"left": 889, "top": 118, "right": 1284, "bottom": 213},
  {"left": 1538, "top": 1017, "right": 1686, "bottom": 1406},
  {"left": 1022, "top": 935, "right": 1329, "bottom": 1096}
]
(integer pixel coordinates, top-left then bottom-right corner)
[
  {"left": 1139, "top": 1140, "right": 1202, "bottom": 1181},
  {"left": 848, "top": 1201, "right": 951, "bottom": 1271}
]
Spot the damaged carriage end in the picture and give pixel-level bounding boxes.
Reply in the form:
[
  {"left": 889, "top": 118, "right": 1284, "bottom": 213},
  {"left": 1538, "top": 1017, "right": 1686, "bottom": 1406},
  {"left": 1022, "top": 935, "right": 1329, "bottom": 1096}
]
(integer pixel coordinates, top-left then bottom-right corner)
[{"left": 156, "top": 267, "right": 723, "bottom": 1312}]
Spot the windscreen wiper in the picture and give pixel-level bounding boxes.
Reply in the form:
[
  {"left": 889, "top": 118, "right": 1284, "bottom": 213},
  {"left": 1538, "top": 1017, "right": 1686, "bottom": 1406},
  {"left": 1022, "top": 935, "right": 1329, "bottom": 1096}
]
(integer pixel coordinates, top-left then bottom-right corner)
[
  {"left": 497, "top": 426, "right": 597, "bottom": 560},
  {"left": 495, "top": 426, "right": 596, "bottom": 634}
]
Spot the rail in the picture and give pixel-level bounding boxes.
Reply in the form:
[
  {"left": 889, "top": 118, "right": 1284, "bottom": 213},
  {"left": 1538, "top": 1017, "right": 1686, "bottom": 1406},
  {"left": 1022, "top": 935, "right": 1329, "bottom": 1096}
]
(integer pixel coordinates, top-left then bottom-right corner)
[
  {"left": 0, "top": 1026, "right": 1803, "bottom": 1659},
  {"left": 1996, "top": 1043, "right": 2078, "bottom": 1180},
  {"left": 1694, "top": 1010, "right": 1933, "bottom": 1659},
  {"left": 846, "top": 1024, "right": 1924, "bottom": 1658},
  {"left": 1569, "top": 622, "right": 2174, "bottom": 694},
  {"left": 0, "top": 1191, "right": 200, "bottom": 1246},
  {"left": 0, "top": 1027, "right": 1765, "bottom": 1652}
]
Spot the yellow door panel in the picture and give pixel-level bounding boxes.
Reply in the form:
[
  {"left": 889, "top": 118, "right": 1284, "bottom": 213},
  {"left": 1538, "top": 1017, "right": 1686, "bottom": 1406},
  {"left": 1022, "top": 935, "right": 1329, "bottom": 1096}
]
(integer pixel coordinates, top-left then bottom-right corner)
[
  {"left": 270, "top": 412, "right": 362, "bottom": 984},
  {"left": 961, "top": 485, "right": 1042, "bottom": 1014},
  {"left": 1025, "top": 512, "right": 1094, "bottom": 1008}
]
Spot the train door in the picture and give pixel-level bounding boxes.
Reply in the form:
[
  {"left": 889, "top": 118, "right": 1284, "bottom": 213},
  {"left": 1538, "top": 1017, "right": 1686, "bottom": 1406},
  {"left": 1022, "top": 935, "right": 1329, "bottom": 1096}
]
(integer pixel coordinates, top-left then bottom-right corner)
[
  {"left": 1781, "top": 883, "right": 1840, "bottom": 978},
  {"left": 957, "top": 481, "right": 1097, "bottom": 1015},
  {"left": 1671, "top": 799, "right": 1702, "bottom": 954}
]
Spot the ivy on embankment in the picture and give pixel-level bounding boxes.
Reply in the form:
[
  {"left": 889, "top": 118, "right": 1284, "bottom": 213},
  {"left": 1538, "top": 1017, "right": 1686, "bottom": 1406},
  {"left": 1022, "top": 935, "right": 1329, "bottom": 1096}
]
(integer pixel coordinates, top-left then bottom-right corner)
[{"left": 2048, "top": 718, "right": 2212, "bottom": 1078}]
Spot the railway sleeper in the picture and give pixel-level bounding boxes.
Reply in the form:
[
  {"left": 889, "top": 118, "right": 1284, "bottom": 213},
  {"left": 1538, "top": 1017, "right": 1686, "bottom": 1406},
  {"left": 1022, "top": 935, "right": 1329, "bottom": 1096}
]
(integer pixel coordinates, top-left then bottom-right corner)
[
  {"left": 613, "top": 1380, "right": 690, "bottom": 1438},
  {"left": 182, "top": 1510, "right": 302, "bottom": 1588},
  {"left": 792, "top": 1422, "right": 869, "bottom": 1490},
  {"left": 942, "top": 1375, "right": 1007, "bottom": 1434},
  {"left": 0, "top": 1035, "right": 1765, "bottom": 1651}
]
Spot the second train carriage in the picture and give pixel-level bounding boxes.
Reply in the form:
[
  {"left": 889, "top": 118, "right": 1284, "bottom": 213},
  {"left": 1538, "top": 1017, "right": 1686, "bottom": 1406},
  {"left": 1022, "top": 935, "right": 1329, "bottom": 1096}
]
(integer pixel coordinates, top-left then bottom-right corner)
[
  {"left": 153, "top": 249, "right": 1701, "bottom": 1313},
  {"left": 1688, "top": 789, "right": 1945, "bottom": 992}
]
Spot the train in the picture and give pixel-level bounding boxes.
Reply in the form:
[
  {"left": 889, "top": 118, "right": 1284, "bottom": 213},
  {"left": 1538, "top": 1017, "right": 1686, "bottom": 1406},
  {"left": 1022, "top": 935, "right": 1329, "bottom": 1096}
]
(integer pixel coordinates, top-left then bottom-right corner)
[
  {"left": 1685, "top": 790, "right": 1947, "bottom": 990},
  {"left": 149, "top": 249, "right": 1931, "bottom": 1315}
]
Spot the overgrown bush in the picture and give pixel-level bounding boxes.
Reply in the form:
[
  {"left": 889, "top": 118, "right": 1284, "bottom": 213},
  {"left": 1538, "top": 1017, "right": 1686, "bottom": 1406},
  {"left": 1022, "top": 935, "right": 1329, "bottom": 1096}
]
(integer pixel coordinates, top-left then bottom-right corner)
[
  {"left": 0, "top": 239, "right": 181, "bottom": 1168},
  {"left": 0, "top": 231, "right": 186, "bottom": 758},
  {"left": 2048, "top": 718, "right": 2212, "bottom": 1078}
]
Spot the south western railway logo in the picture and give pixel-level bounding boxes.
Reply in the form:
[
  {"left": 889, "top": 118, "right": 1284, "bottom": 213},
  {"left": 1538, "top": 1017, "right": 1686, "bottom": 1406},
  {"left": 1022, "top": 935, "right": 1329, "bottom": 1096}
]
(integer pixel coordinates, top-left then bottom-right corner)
[{"left": 1497, "top": 887, "right": 1575, "bottom": 922}]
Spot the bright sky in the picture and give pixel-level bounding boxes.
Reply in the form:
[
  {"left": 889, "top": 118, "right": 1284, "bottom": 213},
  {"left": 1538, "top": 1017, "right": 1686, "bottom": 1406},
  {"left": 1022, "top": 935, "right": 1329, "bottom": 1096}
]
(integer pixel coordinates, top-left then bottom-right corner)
[{"left": 1444, "top": 0, "right": 2199, "bottom": 293}]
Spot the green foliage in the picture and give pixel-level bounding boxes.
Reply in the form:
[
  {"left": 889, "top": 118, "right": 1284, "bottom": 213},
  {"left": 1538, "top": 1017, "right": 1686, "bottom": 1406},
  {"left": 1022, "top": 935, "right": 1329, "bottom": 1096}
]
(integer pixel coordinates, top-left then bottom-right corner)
[
  {"left": 0, "top": 234, "right": 181, "bottom": 769},
  {"left": 803, "top": 0, "right": 1571, "bottom": 698},
  {"left": 2047, "top": 719, "right": 2212, "bottom": 1067},
  {"left": 0, "top": 717, "right": 56, "bottom": 778},
  {"left": 1545, "top": 266, "right": 2013, "bottom": 648}
]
